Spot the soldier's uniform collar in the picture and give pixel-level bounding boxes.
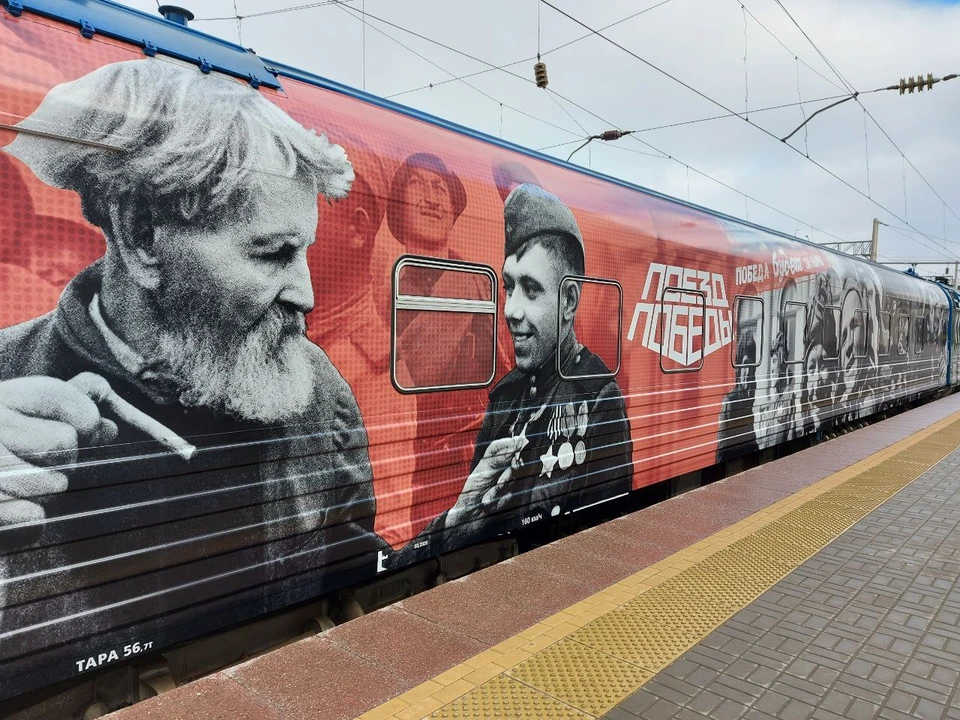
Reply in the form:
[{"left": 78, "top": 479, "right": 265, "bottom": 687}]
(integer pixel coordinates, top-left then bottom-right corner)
[{"left": 490, "top": 334, "right": 585, "bottom": 400}]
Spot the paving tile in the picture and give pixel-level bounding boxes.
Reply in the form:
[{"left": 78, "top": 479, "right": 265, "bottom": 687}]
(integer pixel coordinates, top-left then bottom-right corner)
[
  {"left": 324, "top": 606, "right": 486, "bottom": 685},
  {"left": 113, "top": 400, "right": 959, "bottom": 720},
  {"left": 399, "top": 555, "right": 584, "bottom": 645},
  {"left": 709, "top": 698, "right": 749, "bottom": 720},
  {"left": 604, "top": 411, "right": 960, "bottom": 720},
  {"left": 528, "top": 530, "right": 665, "bottom": 592},
  {"left": 226, "top": 636, "right": 407, "bottom": 720},
  {"left": 108, "top": 675, "right": 282, "bottom": 720}
]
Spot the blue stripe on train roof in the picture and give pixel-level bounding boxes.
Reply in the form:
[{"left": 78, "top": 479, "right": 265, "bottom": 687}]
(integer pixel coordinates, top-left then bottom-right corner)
[
  {"left": 6, "top": 0, "right": 282, "bottom": 88},
  {"left": 4, "top": 0, "right": 947, "bottom": 290}
]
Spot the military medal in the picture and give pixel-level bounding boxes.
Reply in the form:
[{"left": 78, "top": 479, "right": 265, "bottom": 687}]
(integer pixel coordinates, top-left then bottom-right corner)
[
  {"left": 557, "top": 402, "right": 575, "bottom": 470},
  {"left": 539, "top": 446, "right": 558, "bottom": 478},
  {"left": 574, "top": 401, "right": 589, "bottom": 465},
  {"left": 510, "top": 402, "right": 544, "bottom": 469},
  {"left": 541, "top": 404, "right": 561, "bottom": 478},
  {"left": 577, "top": 401, "right": 588, "bottom": 437},
  {"left": 574, "top": 440, "right": 586, "bottom": 465}
]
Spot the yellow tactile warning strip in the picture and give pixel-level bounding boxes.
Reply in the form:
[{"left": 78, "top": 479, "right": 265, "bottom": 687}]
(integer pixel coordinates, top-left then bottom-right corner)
[{"left": 357, "top": 412, "right": 960, "bottom": 720}]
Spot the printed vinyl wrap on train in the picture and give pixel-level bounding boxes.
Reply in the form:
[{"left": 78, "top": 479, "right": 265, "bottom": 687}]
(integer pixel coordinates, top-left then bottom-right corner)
[{"left": 0, "top": 0, "right": 958, "bottom": 707}]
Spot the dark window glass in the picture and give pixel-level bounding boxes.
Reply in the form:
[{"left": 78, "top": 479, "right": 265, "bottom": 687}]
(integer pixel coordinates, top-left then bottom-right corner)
[
  {"left": 878, "top": 312, "right": 891, "bottom": 356},
  {"left": 732, "top": 297, "right": 763, "bottom": 368}
]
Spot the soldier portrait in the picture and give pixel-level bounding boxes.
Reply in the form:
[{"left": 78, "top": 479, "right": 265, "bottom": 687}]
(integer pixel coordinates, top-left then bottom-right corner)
[{"left": 445, "top": 182, "right": 634, "bottom": 531}]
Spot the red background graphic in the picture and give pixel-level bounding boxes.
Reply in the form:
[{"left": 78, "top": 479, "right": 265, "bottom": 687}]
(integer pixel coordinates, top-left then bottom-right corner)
[{"left": 0, "top": 12, "right": 739, "bottom": 549}]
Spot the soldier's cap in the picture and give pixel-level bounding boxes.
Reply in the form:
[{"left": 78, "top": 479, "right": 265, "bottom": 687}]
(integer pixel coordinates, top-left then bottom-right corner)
[
  {"left": 492, "top": 160, "right": 541, "bottom": 204},
  {"left": 387, "top": 153, "right": 467, "bottom": 239},
  {"left": 503, "top": 183, "right": 584, "bottom": 264}
]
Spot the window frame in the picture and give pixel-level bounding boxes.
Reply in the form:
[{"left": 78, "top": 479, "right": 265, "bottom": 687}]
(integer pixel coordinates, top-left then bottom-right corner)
[
  {"left": 878, "top": 311, "right": 892, "bottom": 357},
  {"left": 557, "top": 274, "right": 623, "bottom": 381},
  {"left": 659, "top": 286, "right": 707, "bottom": 374},
  {"left": 914, "top": 315, "right": 926, "bottom": 355},
  {"left": 783, "top": 301, "right": 808, "bottom": 365},
  {"left": 391, "top": 254, "right": 499, "bottom": 393},
  {"left": 731, "top": 295, "right": 764, "bottom": 369}
]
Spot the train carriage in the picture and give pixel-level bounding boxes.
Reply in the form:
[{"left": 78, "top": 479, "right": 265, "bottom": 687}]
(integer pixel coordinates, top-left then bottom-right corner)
[{"left": 0, "top": 0, "right": 954, "bottom": 710}]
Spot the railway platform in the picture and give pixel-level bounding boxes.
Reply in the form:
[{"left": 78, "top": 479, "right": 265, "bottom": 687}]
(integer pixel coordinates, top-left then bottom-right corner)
[{"left": 106, "top": 393, "right": 960, "bottom": 720}]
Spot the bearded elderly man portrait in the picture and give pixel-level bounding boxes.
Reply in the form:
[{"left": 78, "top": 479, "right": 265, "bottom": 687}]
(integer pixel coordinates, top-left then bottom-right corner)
[{"left": 0, "top": 58, "right": 474, "bottom": 651}]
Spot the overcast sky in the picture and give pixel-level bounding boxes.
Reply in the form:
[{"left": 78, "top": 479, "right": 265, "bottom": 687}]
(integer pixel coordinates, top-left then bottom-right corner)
[{"left": 122, "top": 0, "right": 960, "bottom": 277}]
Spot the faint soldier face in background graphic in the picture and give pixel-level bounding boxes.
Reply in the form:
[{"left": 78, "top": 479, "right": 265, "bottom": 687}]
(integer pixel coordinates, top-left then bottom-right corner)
[
  {"left": 503, "top": 240, "right": 566, "bottom": 372},
  {"left": 154, "top": 173, "right": 320, "bottom": 422},
  {"left": 734, "top": 333, "right": 757, "bottom": 390},
  {"left": 803, "top": 342, "right": 836, "bottom": 427},
  {"left": 399, "top": 167, "right": 456, "bottom": 249}
]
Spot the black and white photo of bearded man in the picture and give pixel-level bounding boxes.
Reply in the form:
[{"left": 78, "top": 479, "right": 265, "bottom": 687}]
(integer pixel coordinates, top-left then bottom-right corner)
[{"left": 0, "top": 59, "right": 476, "bottom": 648}]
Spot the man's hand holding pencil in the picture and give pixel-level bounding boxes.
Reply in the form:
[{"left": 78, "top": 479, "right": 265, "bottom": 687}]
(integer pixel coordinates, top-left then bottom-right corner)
[{"left": 0, "top": 372, "right": 195, "bottom": 549}]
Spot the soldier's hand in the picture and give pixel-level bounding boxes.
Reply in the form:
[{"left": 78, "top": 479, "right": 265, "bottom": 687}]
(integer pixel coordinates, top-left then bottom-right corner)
[
  {"left": 0, "top": 375, "right": 118, "bottom": 548},
  {"left": 446, "top": 436, "right": 520, "bottom": 528}
]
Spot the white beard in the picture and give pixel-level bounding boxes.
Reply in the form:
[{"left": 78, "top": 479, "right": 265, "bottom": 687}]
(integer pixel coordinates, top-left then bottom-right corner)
[{"left": 157, "top": 306, "right": 316, "bottom": 424}]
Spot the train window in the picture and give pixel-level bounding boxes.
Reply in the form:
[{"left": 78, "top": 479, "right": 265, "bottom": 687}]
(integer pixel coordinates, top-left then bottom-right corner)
[
  {"left": 853, "top": 309, "right": 868, "bottom": 359},
  {"left": 731, "top": 296, "right": 763, "bottom": 368},
  {"left": 783, "top": 301, "right": 807, "bottom": 364},
  {"left": 914, "top": 316, "right": 925, "bottom": 354},
  {"left": 878, "top": 311, "right": 892, "bottom": 356},
  {"left": 823, "top": 305, "right": 841, "bottom": 361},
  {"left": 559, "top": 276, "right": 622, "bottom": 380},
  {"left": 896, "top": 314, "right": 910, "bottom": 355},
  {"left": 659, "top": 286, "right": 706, "bottom": 373},
  {"left": 392, "top": 256, "right": 498, "bottom": 393}
]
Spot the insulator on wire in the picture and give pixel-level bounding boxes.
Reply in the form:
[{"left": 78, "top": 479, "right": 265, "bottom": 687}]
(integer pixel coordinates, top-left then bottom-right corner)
[
  {"left": 534, "top": 61, "right": 548, "bottom": 89},
  {"left": 899, "top": 73, "right": 938, "bottom": 94}
]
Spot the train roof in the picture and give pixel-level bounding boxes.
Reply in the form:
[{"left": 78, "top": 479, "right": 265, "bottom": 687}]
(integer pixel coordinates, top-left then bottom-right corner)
[{"left": 3, "top": 0, "right": 946, "bottom": 291}]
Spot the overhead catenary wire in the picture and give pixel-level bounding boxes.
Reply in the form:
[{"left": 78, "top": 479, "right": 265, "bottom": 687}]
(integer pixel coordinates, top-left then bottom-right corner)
[
  {"left": 795, "top": 58, "right": 810, "bottom": 157},
  {"left": 384, "top": 0, "right": 676, "bottom": 99},
  {"left": 332, "top": 3, "right": 583, "bottom": 139},
  {"left": 319, "top": 0, "right": 855, "bottom": 247},
  {"left": 883, "top": 225, "right": 956, "bottom": 262},
  {"left": 534, "top": 89, "right": 859, "bottom": 247},
  {"left": 881, "top": 222, "right": 954, "bottom": 249},
  {"left": 769, "top": 0, "right": 960, "bottom": 230},
  {"left": 545, "top": 88, "right": 590, "bottom": 136},
  {"left": 736, "top": 0, "right": 846, "bottom": 93},
  {"left": 741, "top": 3, "right": 749, "bottom": 118},
  {"left": 338, "top": 1, "right": 943, "bottom": 256},
  {"left": 771, "top": 0, "right": 857, "bottom": 95},
  {"left": 217, "top": 0, "right": 956, "bottom": 261},
  {"left": 862, "top": 109, "right": 870, "bottom": 197},
  {"left": 537, "top": 0, "right": 960, "bottom": 259},
  {"left": 233, "top": 0, "right": 243, "bottom": 46},
  {"left": 193, "top": 0, "right": 357, "bottom": 22},
  {"left": 535, "top": 91, "right": 853, "bottom": 152}
]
